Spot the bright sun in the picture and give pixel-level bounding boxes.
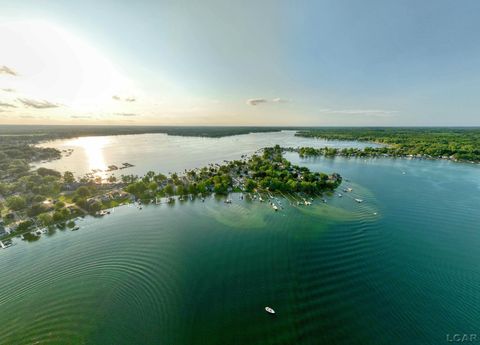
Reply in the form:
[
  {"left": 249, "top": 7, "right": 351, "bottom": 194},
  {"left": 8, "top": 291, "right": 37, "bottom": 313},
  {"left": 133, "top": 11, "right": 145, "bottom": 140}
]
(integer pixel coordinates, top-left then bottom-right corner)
[{"left": 0, "top": 20, "right": 134, "bottom": 112}]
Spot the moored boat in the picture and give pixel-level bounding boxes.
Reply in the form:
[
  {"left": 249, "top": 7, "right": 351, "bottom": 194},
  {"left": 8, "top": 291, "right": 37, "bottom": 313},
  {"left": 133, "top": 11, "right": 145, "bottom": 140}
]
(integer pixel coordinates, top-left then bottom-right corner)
[{"left": 265, "top": 306, "right": 276, "bottom": 314}]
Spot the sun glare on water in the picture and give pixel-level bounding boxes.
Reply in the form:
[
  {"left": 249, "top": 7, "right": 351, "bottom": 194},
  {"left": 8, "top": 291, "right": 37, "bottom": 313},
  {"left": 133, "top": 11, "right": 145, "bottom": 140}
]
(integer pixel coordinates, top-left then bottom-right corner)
[{"left": 70, "top": 137, "right": 110, "bottom": 175}]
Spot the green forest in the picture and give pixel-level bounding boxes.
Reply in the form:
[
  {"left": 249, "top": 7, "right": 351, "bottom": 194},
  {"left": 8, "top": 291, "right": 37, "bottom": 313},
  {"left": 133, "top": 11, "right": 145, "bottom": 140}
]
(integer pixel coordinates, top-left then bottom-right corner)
[{"left": 296, "top": 128, "right": 480, "bottom": 162}]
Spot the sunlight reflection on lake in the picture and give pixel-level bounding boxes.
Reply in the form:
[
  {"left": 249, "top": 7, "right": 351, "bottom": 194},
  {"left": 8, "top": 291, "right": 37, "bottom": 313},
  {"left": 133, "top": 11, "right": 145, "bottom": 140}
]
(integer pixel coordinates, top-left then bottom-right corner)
[{"left": 69, "top": 137, "right": 110, "bottom": 177}]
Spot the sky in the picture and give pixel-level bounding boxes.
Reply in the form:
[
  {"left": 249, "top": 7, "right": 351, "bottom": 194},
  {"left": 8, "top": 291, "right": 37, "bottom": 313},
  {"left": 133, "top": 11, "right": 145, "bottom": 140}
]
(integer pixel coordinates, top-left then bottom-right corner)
[{"left": 0, "top": 0, "right": 479, "bottom": 126}]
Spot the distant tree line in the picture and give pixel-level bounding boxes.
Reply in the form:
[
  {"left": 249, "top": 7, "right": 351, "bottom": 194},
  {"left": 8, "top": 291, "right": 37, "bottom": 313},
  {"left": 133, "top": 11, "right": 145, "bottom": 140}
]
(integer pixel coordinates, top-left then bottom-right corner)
[{"left": 296, "top": 128, "right": 480, "bottom": 162}]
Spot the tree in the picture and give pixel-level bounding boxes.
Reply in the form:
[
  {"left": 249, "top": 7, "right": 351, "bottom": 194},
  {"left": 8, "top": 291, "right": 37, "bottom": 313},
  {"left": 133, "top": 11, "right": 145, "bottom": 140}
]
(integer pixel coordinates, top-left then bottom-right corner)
[
  {"left": 63, "top": 171, "right": 75, "bottom": 184},
  {"left": 107, "top": 175, "right": 117, "bottom": 183},
  {"left": 126, "top": 181, "right": 147, "bottom": 196},
  {"left": 37, "top": 167, "right": 61, "bottom": 178},
  {"left": 76, "top": 186, "right": 90, "bottom": 198},
  {"left": 164, "top": 184, "right": 174, "bottom": 195},
  {"left": 6, "top": 195, "right": 26, "bottom": 210},
  {"left": 27, "top": 203, "right": 49, "bottom": 217},
  {"left": 245, "top": 179, "right": 257, "bottom": 192},
  {"left": 38, "top": 213, "right": 53, "bottom": 227},
  {"left": 17, "top": 220, "right": 33, "bottom": 232},
  {"left": 0, "top": 182, "right": 8, "bottom": 195},
  {"left": 32, "top": 194, "right": 46, "bottom": 203},
  {"left": 54, "top": 201, "right": 66, "bottom": 210},
  {"left": 75, "top": 197, "right": 87, "bottom": 209},
  {"left": 148, "top": 181, "right": 158, "bottom": 192},
  {"left": 53, "top": 210, "right": 67, "bottom": 223},
  {"left": 177, "top": 184, "right": 186, "bottom": 195},
  {"left": 145, "top": 171, "right": 155, "bottom": 182},
  {"left": 89, "top": 201, "right": 102, "bottom": 213},
  {"left": 188, "top": 183, "right": 197, "bottom": 195},
  {"left": 154, "top": 173, "right": 167, "bottom": 183},
  {"left": 7, "top": 159, "right": 29, "bottom": 176},
  {"left": 197, "top": 182, "right": 206, "bottom": 194}
]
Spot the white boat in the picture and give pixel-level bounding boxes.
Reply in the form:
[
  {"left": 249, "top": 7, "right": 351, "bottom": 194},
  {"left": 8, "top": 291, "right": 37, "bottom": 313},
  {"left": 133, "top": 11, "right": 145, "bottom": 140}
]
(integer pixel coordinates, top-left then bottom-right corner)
[
  {"left": 265, "top": 306, "right": 276, "bottom": 314},
  {"left": 0, "top": 240, "right": 12, "bottom": 249},
  {"left": 355, "top": 198, "right": 363, "bottom": 203},
  {"left": 272, "top": 204, "right": 278, "bottom": 211},
  {"left": 338, "top": 193, "right": 342, "bottom": 197}
]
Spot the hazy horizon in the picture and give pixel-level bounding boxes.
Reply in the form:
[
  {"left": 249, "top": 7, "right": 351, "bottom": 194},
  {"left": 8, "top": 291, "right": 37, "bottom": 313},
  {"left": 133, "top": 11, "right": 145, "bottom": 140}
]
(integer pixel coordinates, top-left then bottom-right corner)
[{"left": 1, "top": 0, "right": 480, "bottom": 126}]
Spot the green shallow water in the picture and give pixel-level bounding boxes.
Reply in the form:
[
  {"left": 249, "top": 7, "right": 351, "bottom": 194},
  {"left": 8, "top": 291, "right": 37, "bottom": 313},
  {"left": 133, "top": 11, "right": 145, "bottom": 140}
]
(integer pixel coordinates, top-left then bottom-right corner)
[{"left": 1, "top": 154, "right": 480, "bottom": 345}]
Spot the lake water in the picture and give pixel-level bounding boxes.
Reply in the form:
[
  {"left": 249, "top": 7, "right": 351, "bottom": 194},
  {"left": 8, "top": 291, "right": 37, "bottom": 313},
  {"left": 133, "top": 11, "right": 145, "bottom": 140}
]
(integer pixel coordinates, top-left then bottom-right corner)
[
  {"left": 1, "top": 132, "right": 480, "bottom": 344},
  {"left": 35, "top": 130, "right": 379, "bottom": 178}
]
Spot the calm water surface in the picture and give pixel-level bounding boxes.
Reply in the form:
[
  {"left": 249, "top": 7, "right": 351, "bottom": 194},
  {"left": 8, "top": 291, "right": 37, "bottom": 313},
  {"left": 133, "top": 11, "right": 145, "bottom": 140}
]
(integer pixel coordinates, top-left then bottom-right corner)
[
  {"left": 1, "top": 133, "right": 479, "bottom": 345},
  {"left": 35, "top": 130, "right": 379, "bottom": 177}
]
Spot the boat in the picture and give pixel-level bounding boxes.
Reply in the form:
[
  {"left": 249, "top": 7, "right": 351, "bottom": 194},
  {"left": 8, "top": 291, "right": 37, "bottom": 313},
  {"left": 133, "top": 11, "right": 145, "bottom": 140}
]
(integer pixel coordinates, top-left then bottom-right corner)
[
  {"left": 338, "top": 193, "right": 342, "bottom": 197},
  {"left": 0, "top": 240, "right": 13, "bottom": 249},
  {"left": 72, "top": 226, "right": 80, "bottom": 231},
  {"left": 224, "top": 199, "right": 232, "bottom": 204},
  {"left": 272, "top": 204, "right": 278, "bottom": 211},
  {"left": 265, "top": 306, "right": 276, "bottom": 314},
  {"left": 259, "top": 197, "right": 264, "bottom": 202},
  {"left": 355, "top": 198, "right": 363, "bottom": 203}
]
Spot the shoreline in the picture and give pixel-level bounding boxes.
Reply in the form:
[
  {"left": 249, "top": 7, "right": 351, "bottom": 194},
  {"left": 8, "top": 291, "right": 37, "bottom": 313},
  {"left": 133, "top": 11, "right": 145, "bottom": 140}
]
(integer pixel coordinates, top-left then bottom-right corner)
[{"left": 284, "top": 147, "right": 480, "bottom": 165}]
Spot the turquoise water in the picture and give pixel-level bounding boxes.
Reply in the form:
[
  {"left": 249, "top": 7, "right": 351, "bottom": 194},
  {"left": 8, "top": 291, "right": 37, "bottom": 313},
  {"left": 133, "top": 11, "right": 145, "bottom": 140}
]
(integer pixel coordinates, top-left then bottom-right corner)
[{"left": 1, "top": 136, "right": 480, "bottom": 344}]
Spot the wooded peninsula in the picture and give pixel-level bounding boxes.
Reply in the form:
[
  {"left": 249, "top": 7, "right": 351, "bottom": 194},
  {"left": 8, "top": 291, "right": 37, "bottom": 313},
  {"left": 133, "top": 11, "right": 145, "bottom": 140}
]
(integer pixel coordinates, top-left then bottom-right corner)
[
  {"left": 0, "top": 144, "right": 341, "bottom": 242},
  {"left": 296, "top": 127, "right": 480, "bottom": 162}
]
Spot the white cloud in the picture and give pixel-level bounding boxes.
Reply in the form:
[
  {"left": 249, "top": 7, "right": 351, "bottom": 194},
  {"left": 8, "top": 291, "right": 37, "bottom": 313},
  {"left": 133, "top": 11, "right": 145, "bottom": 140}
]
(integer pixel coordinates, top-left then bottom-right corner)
[
  {"left": 247, "top": 97, "right": 289, "bottom": 106},
  {"left": 18, "top": 98, "right": 59, "bottom": 109},
  {"left": 114, "top": 112, "right": 137, "bottom": 117},
  {"left": 113, "top": 95, "right": 136, "bottom": 102},
  {"left": 247, "top": 98, "right": 268, "bottom": 106},
  {"left": 0, "top": 65, "right": 18, "bottom": 76},
  {"left": 0, "top": 102, "right": 16, "bottom": 108},
  {"left": 70, "top": 115, "right": 92, "bottom": 119}
]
